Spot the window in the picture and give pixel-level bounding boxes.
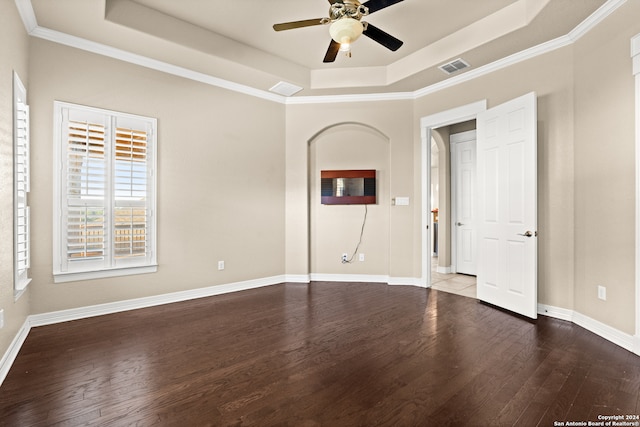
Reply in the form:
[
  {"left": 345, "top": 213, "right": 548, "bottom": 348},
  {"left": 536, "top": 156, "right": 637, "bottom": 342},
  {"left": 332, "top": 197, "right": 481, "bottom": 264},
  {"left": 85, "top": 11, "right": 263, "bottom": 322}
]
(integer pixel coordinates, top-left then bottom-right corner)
[
  {"left": 53, "top": 102, "right": 157, "bottom": 282},
  {"left": 14, "top": 72, "right": 31, "bottom": 295}
]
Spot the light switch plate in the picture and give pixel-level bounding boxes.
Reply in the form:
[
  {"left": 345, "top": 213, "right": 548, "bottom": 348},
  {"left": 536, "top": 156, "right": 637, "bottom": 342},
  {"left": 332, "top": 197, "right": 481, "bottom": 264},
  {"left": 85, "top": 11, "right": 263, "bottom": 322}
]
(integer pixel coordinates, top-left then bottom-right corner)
[{"left": 395, "top": 197, "right": 410, "bottom": 206}]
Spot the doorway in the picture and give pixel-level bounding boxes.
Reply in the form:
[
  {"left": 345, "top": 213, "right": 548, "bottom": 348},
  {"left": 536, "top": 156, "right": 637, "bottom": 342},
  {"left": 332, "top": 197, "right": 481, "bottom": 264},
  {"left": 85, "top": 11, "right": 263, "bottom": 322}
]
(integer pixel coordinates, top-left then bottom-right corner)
[
  {"left": 430, "top": 127, "right": 478, "bottom": 299},
  {"left": 423, "top": 94, "right": 538, "bottom": 318},
  {"left": 420, "top": 100, "right": 487, "bottom": 290}
]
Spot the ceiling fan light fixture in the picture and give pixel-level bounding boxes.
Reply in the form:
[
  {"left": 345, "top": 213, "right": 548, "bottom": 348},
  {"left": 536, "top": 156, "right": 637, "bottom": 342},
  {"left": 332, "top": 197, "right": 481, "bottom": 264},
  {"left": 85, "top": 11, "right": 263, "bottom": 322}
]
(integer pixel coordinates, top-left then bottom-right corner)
[{"left": 329, "top": 17, "right": 363, "bottom": 46}]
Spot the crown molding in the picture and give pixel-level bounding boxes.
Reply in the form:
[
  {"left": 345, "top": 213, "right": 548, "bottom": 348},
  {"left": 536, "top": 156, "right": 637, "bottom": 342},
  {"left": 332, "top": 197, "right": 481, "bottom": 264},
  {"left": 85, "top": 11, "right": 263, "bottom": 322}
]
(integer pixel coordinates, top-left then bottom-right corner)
[
  {"left": 14, "top": 0, "right": 627, "bottom": 105},
  {"left": 14, "top": 0, "right": 36, "bottom": 33},
  {"left": 568, "top": 0, "right": 627, "bottom": 42},
  {"left": 15, "top": 0, "right": 286, "bottom": 104},
  {"left": 286, "top": 91, "right": 414, "bottom": 105}
]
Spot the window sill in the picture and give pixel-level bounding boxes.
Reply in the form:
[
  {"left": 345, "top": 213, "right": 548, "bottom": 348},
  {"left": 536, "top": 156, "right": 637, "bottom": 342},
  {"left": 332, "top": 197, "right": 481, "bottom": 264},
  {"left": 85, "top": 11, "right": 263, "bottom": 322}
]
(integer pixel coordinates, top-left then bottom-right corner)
[
  {"left": 53, "top": 265, "right": 158, "bottom": 283},
  {"left": 14, "top": 278, "right": 32, "bottom": 301}
]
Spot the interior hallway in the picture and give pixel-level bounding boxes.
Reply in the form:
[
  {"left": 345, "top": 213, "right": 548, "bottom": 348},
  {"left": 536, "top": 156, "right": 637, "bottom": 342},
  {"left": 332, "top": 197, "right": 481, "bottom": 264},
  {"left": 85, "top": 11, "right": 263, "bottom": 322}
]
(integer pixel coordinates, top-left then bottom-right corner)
[{"left": 430, "top": 257, "right": 477, "bottom": 299}]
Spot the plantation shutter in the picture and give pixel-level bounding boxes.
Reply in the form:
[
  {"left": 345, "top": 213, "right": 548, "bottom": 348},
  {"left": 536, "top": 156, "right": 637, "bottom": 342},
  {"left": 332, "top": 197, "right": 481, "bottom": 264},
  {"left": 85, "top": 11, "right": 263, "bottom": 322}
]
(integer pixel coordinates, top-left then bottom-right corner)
[
  {"left": 55, "top": 101, "right": 156, "bottom": 280},
  {"left": 114, "top": 121, "right": 150, "bottom": 260},
  {"left": 62, "top": 110, "right": 108, "bottom": 271},
  {"left": 15, "top": 99, "right": 30, "bottom": 290}
]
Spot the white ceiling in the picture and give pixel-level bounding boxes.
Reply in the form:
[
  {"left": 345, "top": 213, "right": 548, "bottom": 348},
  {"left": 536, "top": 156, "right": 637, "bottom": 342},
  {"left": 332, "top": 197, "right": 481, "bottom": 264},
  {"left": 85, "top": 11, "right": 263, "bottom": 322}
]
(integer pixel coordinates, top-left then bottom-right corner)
[{"left": 27, "top": 0, "right": 609, "bottom": 97}]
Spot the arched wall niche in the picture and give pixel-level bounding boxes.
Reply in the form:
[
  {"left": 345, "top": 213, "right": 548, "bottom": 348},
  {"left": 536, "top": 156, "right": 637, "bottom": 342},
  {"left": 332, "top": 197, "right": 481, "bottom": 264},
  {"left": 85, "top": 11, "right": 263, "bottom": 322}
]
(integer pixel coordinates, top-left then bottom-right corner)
[{"left": 307, "top": 122, "right": 391, "bottom": 278}]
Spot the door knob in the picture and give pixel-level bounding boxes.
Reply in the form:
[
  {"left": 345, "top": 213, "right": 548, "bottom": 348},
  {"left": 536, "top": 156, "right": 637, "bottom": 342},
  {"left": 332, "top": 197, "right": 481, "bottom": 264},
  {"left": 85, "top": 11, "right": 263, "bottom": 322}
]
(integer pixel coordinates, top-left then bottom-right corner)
[
  {"left": 457, "top": 222, "right": 464, "bottom": 226},
  {"left": 517, "top": 231, "right": 535, "bottom": 237}
]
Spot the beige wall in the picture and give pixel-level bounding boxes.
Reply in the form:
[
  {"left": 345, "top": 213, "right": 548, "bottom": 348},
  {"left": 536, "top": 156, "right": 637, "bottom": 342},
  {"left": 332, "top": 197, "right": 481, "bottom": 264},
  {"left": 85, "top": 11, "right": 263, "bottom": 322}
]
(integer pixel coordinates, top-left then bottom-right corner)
[
  {"left": 26, "top": 39, "right": 286, "bottom": 314},
  {"left": 0, "top": 0, "right": 31, "bottom": 362},
  {"left": 309, "top": 124, "right": 390, "bottom": 275},
  {"left": 285, "top": 101, "right": 415, "bottom": 280},
  {"left": 2, "top": 0, "right": 640, "bottom": 364},
  {"left": 572, "top": 1, "right": 639, "bottom": 334},
  {"left": 412, "top": 0, "right": 640, "bottom": 334},
  {"left": 413, "top": 45, "right": 577, "bottom": 316}
]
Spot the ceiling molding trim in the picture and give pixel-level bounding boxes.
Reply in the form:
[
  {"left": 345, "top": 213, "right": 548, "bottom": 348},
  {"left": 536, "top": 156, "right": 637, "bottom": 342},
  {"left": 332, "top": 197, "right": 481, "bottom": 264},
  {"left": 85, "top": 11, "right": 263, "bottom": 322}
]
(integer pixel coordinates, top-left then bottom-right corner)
[
  {"left": 14, "top": 0, "right": 628, "bottom": 106},
  {"left": 28, "top": 26, "right": 286, "bottom": 104},
  {"left": 14, "top": 0, "right": 286, "bottom": 104},
  {"left": 568, "top": 0, "right": 627, "bottom": 42},
  {"left": 285, "top": 91, "right": 414, "bottom": 105},
  {"left": 14, "top": 0, "right": 36, "bottom": 33},
  {"left": 413, "top": 0, "right": 625, "bottom": 100},
  {"left": 413, "top": 35, "right": 573, "bottom": 100}
]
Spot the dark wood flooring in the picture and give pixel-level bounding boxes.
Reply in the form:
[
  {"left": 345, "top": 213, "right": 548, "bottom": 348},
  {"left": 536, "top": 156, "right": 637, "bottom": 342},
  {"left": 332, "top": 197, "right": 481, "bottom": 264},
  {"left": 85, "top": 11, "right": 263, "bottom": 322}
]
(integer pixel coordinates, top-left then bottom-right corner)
[{"left": 1, "top": 282, "right": 639, "bottom": 426}]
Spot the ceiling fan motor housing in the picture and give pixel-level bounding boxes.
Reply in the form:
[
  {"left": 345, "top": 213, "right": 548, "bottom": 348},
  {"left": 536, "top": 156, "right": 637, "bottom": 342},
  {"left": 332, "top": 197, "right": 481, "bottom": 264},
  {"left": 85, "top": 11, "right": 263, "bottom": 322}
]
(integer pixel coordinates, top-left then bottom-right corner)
[
  {"left": 330, "top": 0, "right": 369, "bottom": 21},
  {"left": 272, "top": 0, "right": 404, "bottom": 63}
]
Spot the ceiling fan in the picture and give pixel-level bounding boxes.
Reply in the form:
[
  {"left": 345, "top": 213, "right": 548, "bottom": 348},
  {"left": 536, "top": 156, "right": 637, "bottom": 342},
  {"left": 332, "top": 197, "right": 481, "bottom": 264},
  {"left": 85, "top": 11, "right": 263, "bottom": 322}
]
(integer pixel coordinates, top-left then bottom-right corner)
[{"left": 273, "top": 0, "right": 404, "bottom": 63}]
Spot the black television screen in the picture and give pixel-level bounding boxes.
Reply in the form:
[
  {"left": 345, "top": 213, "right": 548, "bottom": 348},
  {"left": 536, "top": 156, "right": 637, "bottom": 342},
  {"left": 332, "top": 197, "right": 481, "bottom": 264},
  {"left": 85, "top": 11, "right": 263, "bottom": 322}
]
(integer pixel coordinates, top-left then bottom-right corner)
[{"left": 320, "top": 170, "right": 376, "bottom": 205}]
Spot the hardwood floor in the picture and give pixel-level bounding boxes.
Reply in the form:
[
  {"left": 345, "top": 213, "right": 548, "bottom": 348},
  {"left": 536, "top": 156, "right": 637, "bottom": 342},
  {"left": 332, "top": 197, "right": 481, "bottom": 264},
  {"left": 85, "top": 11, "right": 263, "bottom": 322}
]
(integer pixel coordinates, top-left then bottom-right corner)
[{"left": 1, "top": 282, "right": 639, "bottom": 426}]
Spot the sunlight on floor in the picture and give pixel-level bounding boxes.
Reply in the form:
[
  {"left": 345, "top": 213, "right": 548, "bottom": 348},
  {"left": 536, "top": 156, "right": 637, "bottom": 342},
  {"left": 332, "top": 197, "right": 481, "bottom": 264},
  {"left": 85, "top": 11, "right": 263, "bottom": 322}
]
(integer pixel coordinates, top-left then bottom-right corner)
[{"left": 431, "top": 257, "right": 477, "bottom": 299}]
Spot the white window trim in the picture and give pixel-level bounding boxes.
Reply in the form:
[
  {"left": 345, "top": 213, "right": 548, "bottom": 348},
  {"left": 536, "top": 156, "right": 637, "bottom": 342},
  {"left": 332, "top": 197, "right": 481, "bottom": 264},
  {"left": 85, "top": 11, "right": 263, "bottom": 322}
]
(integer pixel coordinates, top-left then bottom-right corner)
[
  {"left": 53, "top": 101, "right": 158, "bottom": 283},
  {"left": 13, "top": 71, "right": 31, "bottom": 298}
]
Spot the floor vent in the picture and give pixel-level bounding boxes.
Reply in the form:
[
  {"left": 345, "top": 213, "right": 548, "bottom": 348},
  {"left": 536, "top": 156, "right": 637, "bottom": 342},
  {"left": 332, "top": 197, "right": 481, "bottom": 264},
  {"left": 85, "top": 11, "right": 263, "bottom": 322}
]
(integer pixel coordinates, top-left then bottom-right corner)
[{"left": 439, "top": 58, "right": 470, "bottom": 75}]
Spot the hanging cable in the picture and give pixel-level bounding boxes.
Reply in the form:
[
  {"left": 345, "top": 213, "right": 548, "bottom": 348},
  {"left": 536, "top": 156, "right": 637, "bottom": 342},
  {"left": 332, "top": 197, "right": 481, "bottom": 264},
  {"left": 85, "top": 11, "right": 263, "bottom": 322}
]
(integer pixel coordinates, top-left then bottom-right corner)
[{"left": 342, "top": 204, "right": 368, "bottom": 264}]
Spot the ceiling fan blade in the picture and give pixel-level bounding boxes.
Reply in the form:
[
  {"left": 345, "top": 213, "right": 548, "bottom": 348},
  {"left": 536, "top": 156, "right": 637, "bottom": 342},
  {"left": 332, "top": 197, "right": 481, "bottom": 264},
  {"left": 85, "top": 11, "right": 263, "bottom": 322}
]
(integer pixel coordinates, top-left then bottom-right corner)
[
  {"left": 363, "top": 23, "right": 403, "bottom": 51},
  {"left": 363, "top": 0, "right": 404, "bottom": 14},
  {"left": 323, "top": 39, "right": 340, "bottom": 63},
  {"left": 273, "top": 18, "right": 325, "bottom": 31}
]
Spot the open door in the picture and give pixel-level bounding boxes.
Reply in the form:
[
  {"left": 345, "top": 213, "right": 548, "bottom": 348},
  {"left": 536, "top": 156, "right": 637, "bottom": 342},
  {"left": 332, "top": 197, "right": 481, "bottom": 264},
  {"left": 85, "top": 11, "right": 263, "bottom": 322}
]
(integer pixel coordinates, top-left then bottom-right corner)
[
  {"left": 476, "top": 92, "right": 537, "bottom": 319},
  {"left": 451, "top": 131, "right": 477, "bottom": 276}
]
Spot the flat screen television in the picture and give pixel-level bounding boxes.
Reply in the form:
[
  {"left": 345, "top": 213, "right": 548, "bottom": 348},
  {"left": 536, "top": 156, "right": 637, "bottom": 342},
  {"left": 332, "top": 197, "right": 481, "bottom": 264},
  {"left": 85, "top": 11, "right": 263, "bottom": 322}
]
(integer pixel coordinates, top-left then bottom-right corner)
[{"left": 320, "top": 169, "right": 376, "bottom": 205}]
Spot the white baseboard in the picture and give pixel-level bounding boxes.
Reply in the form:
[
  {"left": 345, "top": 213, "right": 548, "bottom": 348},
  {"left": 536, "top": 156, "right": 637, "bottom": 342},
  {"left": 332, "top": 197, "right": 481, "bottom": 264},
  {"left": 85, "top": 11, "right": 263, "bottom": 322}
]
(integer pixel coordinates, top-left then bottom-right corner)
[
  {"left": 0, "top": 318, "right": 31, "bottom": 387},
  {"left": 284, "top": 274, "right": 310, "bottom": 283},
  {"left": 538, "top": 303, "right": 636, "bottom": 353},
  {"left": 29, "top": 275, "right": 286, "bottom": 328},
  {"left": 388, "top": 277, "right": 425, "bottom": 287},
  {"left": 537, "top": 303, "right": 573, "bottom": 322},
  {"left": 1, "top": 273, "right": 425, "bottom": 386},
  {"left": 308, "top": 274, "right": 425, "bottom": 287},
  {"left": 572, "top": 311, "right": 635, "bottom": 352},
  {"left": 5, "top": 279, "right": 638, "bottom": 387},
  {"left": 436, "top": 266, "right": 453, "bottom": 274},
  {"left": 309, "top": 273, "right": 390, "bottom": 283},
  {"left": 1, "top": 275, "right": 286, "bottom": 386}
]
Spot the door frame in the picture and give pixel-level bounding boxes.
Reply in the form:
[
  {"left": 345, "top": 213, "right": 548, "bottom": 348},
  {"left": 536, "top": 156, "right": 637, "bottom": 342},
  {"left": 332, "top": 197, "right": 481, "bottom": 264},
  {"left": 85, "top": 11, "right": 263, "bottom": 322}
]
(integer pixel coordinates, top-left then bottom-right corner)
[
  {"left": 450, "top": 130, "right": 477, "bottom": 275},
  {"left": 632, "top": 33, "right": 640, "bottom": 354},
  {"left": 420, "top": 100, "right": 487, "bottom": 287}
]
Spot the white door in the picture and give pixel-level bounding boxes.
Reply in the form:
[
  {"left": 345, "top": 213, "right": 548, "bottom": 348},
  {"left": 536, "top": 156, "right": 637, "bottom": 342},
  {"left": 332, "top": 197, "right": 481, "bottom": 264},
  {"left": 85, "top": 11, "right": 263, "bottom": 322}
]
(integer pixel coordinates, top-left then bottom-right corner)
[
  {"left": 451, "top": 132, "right": 477, "bottom": 275},
  {"left": 476, "top": 92, "right": 537, "bottom": 319}
]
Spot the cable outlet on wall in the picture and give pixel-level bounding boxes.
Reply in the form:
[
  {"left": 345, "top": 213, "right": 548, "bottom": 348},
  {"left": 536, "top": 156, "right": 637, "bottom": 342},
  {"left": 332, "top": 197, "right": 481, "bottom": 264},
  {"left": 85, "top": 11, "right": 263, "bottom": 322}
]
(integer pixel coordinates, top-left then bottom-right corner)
[
  {"left": 218, "top": 260, "right": 225, "bottom": 271},
  {"left": 341, "top": 253, "right": 348, "bottom": 263},
  {"left": 597, "top": 285, "right": 606, "bottom": 301},
  {"left": 359, "top": 253, "right": 365, "bottom": 262}
]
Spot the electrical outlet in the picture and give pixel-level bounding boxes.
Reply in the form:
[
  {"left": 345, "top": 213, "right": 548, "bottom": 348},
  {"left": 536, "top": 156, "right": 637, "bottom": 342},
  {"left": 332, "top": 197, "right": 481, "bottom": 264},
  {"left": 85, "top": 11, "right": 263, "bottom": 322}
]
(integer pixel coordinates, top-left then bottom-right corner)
[
  {"left": 218, "top": 260, "right": 225, "bottom": 271},
  {"left": 359, "top": 253, "right": 365, "bottom": 262},
  {"left": 341, "top": 253, "right": 348, "bottom": 262},
  {"left": 597, "top": 285, "right": 606, "bottom": 301},
  {"left": 0, "top": 309, "right": 4, "bottom": 329}
]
